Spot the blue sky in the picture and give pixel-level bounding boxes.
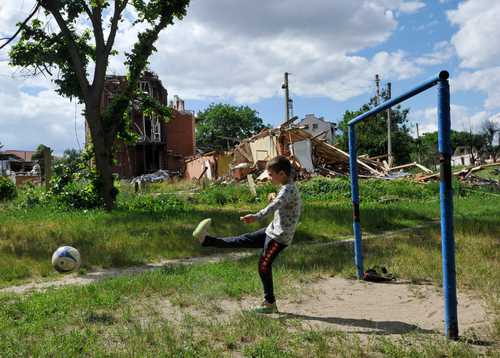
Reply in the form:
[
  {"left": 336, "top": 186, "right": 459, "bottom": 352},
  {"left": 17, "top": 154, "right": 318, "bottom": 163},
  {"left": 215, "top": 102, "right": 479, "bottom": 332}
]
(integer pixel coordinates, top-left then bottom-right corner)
[{"left": 1, "top": 0, "right": 500, "bottom": 153}]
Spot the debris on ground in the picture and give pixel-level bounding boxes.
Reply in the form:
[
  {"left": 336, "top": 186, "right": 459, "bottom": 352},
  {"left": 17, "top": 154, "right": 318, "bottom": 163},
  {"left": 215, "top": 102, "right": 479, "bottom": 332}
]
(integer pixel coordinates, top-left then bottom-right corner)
[
  {"left": 130, "top": 169, "right": 181, "bottom": 189},
  {"left": 416, "top": 163, "right": 500, "bottom": 186},
  {"left": 184, "top": 125, "right": 500, "bottom": 190}
]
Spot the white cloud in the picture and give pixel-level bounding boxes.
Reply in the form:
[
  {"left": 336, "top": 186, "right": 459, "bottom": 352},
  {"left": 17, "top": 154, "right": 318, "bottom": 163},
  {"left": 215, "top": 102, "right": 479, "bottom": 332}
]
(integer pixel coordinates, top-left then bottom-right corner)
[
  {"left": 0, "top": 60, "right": 84, "bottom": 153},
  {"left": 445, "top": 1, "right": 500, "bottom": 111},
  {"left": 453, "top": 67, "right": 500, "bottom": 110},
  {"left": 415, "top": 41, "right": 454, "bottom": 66},
  {"left": 399, "top": 1, "right": 426, "bottom": 14},
  {"left": 141, "top": 0, "right": 426, "bottom": 103},
  {"left": 0, "top": 0, "right": 430, "bottom": 150},
  {"left": 448, "top": 1, "right": 500, "bottom": 69}
]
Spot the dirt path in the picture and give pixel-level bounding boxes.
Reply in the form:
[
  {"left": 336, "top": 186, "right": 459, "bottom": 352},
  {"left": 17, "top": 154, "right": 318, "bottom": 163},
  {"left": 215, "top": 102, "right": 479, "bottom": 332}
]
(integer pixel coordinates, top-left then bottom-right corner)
[{"left": 0, "top": 222, "right": 437, "bottom": 295}]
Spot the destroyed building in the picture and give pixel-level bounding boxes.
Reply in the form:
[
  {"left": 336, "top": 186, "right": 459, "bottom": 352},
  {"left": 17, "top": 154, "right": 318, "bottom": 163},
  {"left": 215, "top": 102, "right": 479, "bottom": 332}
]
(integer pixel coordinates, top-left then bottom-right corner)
[
  {"left": 184, "top": 117, "right": 387, "bottom": 182},
  {"left": 90, "top": 72, "right": 196, "bottom": 178},
  {"left": 0, "top": 150, "right": 40, "bottom": 186}
]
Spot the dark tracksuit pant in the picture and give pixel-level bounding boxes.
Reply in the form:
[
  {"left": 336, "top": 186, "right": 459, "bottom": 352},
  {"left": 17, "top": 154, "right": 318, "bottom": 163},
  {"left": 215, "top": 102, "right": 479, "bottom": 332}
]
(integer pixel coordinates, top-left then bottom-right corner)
[{"left": 203, "top": 228, "right": 287, "bottom": 304}]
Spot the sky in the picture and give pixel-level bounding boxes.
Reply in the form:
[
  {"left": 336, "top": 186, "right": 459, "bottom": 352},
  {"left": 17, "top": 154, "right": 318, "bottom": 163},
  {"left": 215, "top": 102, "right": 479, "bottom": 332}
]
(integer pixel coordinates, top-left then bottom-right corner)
[{"left": 1, "top": 0, "right": 500, "bottom": 154}]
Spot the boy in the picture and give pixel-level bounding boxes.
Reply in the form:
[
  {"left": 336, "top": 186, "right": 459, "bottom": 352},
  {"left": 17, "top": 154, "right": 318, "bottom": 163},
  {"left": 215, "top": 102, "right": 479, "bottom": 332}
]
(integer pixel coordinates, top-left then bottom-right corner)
[{"left": 192, "top": 156, "right": 301, "bottom": 313}]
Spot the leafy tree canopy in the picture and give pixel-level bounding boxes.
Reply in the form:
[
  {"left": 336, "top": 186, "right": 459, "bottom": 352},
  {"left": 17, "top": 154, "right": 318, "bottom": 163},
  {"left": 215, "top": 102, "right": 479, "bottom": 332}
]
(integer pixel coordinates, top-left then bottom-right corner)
[
  {"left": 196, "top": 103, "right": 268, "bottom": 151},
  {"left": 337, "top": 91, "right": 413, "bottom": 165},
  {"left": 5, "top": 0, "right": 191, "bottom": 209}
]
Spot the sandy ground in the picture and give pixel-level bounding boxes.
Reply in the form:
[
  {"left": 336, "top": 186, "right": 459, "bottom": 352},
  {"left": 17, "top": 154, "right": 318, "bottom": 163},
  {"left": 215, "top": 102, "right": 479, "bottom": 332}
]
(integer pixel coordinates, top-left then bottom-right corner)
[{"left": 223, "top": 277, "right": 491, "bottom": 338}]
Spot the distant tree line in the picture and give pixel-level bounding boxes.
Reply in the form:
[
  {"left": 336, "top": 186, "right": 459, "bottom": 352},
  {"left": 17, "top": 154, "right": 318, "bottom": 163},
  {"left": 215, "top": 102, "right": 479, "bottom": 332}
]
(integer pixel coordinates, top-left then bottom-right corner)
[{"left": 337, "top": 91, "right": 499, "bottom": 169}]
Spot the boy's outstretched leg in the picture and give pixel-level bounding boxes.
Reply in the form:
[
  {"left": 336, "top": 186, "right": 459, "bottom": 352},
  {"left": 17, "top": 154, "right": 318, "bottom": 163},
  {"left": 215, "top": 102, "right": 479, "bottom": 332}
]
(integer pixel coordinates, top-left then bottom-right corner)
[
  {"left": 254, "top": 239, "right": 287, "bottom": 314},
  {"left": 193, "top": 218, "right": 212, "bottom": 245},
  {"left": 193, "top": 219, "right": 266, "bottom": 249}
]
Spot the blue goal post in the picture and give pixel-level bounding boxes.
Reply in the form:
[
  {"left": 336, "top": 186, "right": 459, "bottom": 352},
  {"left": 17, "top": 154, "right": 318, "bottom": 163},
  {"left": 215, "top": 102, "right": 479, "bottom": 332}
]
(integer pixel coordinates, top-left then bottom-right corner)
[{"left": 347, "top": 71, "right": 458, "bottom": 340}]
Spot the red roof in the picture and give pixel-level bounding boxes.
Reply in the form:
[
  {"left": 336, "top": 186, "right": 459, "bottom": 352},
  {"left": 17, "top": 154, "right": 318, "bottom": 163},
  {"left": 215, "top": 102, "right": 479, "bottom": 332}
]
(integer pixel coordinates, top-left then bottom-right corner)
[{"left": 2, "top": 150, "right": 36, "bottom": 161}]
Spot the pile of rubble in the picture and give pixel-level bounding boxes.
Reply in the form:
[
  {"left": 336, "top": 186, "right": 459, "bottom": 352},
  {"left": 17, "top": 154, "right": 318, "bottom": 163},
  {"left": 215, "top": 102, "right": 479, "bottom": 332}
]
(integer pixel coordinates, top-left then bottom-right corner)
[
  {"left": 182, "top": 121, "right": 499, "bottom": 186},
  {"left": 416, "top": 163, "right": 500, "bottom": 187},
  {"left": 130, "top": 169, "right": 181, "bottom": 187},
  {"left": 228, "top": 124, "right": 387, "bottom": 182}
]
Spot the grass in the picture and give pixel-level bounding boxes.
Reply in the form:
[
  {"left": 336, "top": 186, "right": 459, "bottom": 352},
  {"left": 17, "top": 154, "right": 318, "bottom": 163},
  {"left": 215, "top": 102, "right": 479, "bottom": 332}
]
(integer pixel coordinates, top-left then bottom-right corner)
[
  {"left": 475, "top": 166, "right": 500, "bottom": 181},
  {"left": 0, "top": 177, "right": 498, "bottom": 356},
  {"left": 0, "top": 218, "right": 498, "bottom": 356},
  {"left": 0, "top": 178, "right": 497, "bottom": 287}
]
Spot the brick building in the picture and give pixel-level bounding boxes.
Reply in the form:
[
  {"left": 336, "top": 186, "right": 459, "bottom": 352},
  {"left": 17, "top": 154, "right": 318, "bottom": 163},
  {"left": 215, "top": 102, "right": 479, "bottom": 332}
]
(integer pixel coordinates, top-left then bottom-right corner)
[{"left": 91, "top": 72, "right": 195, "bottom": 178}]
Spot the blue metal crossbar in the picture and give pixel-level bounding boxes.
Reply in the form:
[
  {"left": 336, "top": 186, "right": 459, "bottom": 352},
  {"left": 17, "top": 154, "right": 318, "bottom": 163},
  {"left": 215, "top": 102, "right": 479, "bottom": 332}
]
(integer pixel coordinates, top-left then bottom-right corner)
[{"left": 347, "top": 71, "right": 458, "bottom": 339}]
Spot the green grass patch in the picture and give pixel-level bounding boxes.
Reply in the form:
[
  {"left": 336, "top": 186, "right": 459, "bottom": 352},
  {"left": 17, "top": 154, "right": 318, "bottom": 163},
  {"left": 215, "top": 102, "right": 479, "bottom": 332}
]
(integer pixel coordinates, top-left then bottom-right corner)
[
  {"left": 0, "top": 216, "right": 498, "bottom": 355},
  {"left": 0, "top": 178, "right": 498, "bottom": 288}
]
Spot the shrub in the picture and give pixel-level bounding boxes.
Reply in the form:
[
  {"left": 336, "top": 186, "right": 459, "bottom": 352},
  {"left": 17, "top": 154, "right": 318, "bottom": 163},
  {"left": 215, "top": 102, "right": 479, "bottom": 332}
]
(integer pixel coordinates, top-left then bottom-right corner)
[
  {"left": 0, "top": 176, "right": 17, "bottom": 201},
  {"left": 48, "top": 148, "right": 104, "bottom": 209}
]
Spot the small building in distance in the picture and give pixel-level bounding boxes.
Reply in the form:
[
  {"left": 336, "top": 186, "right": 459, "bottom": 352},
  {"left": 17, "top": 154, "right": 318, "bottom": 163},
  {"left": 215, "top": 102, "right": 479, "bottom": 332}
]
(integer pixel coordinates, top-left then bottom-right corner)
[
  {"left": 297, "top": 114, "right": 337, "bottom": 144},
  {"left": 0, "top": 150, "right": 40, "bottom": 186},
  {"left": 90, "top": 71, "right": 196, "bottom": 178},
  {"left": 451, "top": 146, "right": 479, "bottom": 167}
]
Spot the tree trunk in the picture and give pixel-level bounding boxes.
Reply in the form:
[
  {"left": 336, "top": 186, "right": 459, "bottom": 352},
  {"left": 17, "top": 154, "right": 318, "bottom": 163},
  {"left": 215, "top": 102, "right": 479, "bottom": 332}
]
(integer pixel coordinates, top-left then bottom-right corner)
[
  {"left": 93, "top": 136, "right": 115, "bottom": 211},
  {"left": 86, "top": 106, "right": 116, "bottom": 211}
]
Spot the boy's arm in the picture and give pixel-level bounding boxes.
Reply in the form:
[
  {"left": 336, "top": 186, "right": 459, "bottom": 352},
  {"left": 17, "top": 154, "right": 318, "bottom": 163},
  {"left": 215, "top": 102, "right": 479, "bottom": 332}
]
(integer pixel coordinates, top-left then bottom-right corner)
[{"left": 253, "top": 186, "right": 289, "bottom": 220}]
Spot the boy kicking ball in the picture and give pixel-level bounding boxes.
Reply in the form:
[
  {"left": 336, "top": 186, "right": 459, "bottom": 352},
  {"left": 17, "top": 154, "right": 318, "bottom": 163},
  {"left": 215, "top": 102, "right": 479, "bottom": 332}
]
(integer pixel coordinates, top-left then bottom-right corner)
[{"left": 192, "top": 156, "right": 301, "bottom": 313}]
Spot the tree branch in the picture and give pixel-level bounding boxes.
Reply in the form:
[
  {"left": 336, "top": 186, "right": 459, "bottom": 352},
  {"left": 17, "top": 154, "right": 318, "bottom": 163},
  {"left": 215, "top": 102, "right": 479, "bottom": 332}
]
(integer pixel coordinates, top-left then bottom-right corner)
[
  {"left": 89, "top": 2, "right": 106, "bottom": 99},
  {"left": 106, "top": 0, "right": 128, "bottom": 55},
  {"left": 92, "top": 0, "right": 128, "bottom": 103},
  {"left": 41, "top": 0, "right": 90, "bottom": 99},
  {"left": 0, "top": 3, "right": 41, "bottom": 50}
]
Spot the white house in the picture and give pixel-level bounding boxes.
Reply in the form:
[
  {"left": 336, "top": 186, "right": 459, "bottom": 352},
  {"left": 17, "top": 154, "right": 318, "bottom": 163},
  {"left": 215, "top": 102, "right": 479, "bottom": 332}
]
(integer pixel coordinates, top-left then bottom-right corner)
[
  {"left": 451, "top": 146, "right": 478, "bottom": 167},
  {"left": 297, "top": 114, "right": 336, "bottom": 144}
]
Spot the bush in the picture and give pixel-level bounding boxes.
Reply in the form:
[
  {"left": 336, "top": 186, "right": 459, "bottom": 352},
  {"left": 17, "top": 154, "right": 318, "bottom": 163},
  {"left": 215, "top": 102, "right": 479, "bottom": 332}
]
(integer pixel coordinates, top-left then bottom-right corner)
[
  {"left": 16, "top": 148, "right": 104, "bottom": 210},
  {"left": 0, "top": 176, "right": 17, "bottom": 201},
  {"left": 48, "top": 148, "right": 104, "bottom": 209}
]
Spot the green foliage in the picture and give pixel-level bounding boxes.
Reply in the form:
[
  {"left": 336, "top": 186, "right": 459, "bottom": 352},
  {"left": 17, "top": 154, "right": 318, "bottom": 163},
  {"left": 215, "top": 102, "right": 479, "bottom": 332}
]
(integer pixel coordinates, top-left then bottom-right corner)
[
  {"left": 298, "top": 177, "right": 442, "bottom": 202},
  {"left": 9, "top": 19, "right": 94, "bottom": 101},
  {"left": 49, "top": 148, "right": 103, "bottom": 209},
  {"left": 196, "top": 182, "right": 275, "bottom": 206},
  {"left": 481, "top": 119, "right": 500, "bottom": 161},
  {"left": 19, "top": 148, "right": 103, "bottom": 210},
  {"left": 31, "top": 144, "right": 52, "bottom": 176},
  {"left": 196, "top": 103, "right": 268, "bottom": 151},
  {"left": 0, "top": 177, "right": 16, "bottom": 201},
  {"left": 338, "top": 91, "right": 414, "bottom": 164},
  {"left": 8, "top": 0, "right": 191, "bottom": 209},
  {"left": 118, "top": 193, "right": 190, "bottom": 213},
  {"left": 54, "top": 149, "right": 82, "bottom": 173},
  {"left": 416, "top": 130, "right": 488, "bottom": 169}
]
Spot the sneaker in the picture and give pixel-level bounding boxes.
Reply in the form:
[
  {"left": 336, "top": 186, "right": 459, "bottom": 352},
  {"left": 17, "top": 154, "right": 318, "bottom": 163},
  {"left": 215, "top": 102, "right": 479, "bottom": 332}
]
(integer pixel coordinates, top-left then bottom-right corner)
[
  {"left": 253, "top": 300, "right": 278, "bottom": 314},
  {"left": 192, "top": 218, "right": 212, "bottom": 244}
]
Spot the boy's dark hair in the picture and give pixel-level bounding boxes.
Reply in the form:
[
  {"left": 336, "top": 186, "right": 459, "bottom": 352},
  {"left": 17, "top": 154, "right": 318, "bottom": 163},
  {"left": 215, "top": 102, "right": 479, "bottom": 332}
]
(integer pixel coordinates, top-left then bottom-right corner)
[{"left": 266, "top": 156, "right": 292, "bottom": 176}]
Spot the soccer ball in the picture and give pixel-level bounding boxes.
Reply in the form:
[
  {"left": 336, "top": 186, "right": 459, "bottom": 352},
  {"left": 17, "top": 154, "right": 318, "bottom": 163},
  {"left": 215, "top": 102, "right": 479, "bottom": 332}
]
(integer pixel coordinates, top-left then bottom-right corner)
[{"left": 51, "top": 246, "right": 81, "bottom": 273}]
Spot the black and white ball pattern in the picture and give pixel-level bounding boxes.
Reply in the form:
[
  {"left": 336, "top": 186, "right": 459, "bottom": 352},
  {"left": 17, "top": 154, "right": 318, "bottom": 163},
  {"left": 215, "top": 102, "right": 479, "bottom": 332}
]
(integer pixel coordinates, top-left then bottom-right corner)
[{"left": 52, "top": 246, "right": 81, "bottom": 273}]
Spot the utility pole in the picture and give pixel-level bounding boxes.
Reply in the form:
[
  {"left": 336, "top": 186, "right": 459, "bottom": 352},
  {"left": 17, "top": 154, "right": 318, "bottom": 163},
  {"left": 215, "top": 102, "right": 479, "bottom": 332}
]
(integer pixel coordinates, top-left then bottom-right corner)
[
  {"left": 282, "top": 72, "right": 290, "bottom": 124},
  {"left": 375, "top": 74, "right": 381, "bottom": 105},
  {"left": 386, "top": 82, "right": 392, "bottom": 167},
  {"left": 416, "top": 122, "right": 421, "bottom": 163},
  {"left": 43, "top": 147, "right": 52, "bottom": 191}
]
